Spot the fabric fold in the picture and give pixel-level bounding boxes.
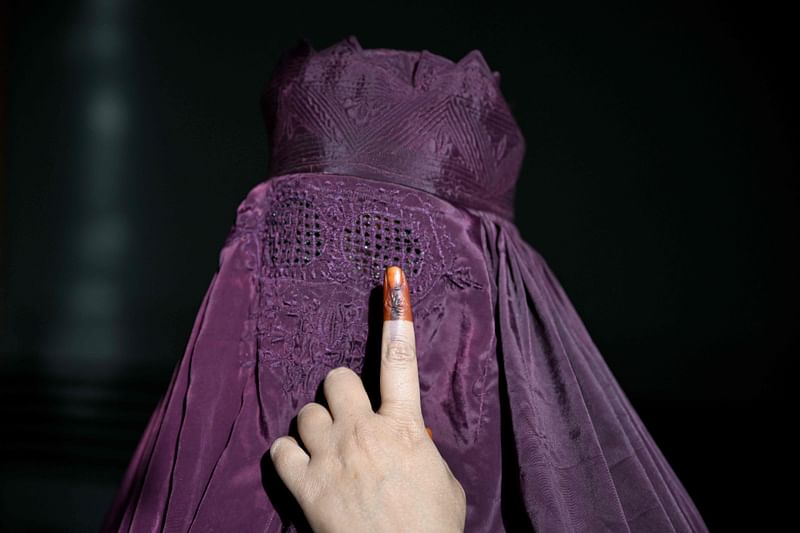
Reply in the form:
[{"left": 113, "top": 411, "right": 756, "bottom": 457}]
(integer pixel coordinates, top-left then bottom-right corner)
[
  {"left": 476, "top": 210, "right": 705, "bottom": 532},
  {"left": 102, "top": 272, "right": 218, "bottom": 532}
]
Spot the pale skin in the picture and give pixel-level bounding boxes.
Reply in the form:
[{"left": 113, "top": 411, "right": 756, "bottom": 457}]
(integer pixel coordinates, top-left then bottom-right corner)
[{"left": 269, "top": 266, "right": 467, "bottom": 533}]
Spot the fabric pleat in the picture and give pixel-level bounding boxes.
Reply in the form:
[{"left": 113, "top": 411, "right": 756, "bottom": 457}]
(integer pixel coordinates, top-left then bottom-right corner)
[
  {"left": 474, "top": 209, "right": 706, "bottom": 532},
  {"left": 103, "top": 272, "right": 218, "bottom": 532},
  {"left": 103, "top": 237, "right": 277, "bottom": 532}
]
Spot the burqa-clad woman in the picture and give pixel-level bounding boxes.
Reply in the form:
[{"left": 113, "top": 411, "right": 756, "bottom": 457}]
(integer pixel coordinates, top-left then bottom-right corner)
[{"left": 103, "top": 36, "right": 708, "bottom": 532}]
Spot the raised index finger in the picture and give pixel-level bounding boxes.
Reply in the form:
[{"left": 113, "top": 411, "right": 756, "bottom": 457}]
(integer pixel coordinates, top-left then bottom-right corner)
[{"left": 377, "top": 266, "right": 423, "bottom": 423}]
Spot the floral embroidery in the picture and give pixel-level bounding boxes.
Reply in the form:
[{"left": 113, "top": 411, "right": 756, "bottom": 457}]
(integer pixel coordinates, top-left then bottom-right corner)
[{"left": 229, "top": 174, "right": 474, "bottom": 395}]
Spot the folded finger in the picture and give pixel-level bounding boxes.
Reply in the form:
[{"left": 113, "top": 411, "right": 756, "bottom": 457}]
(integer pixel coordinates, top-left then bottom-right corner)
[
  {"left": 270, "top": 435, "right": 310, "bottom": 502},
  {"left": 323, "top": 367, "right": 372, "bottom": 421},
  {"left": 296, "top": 402, "right": 333, "bottom": 455}
]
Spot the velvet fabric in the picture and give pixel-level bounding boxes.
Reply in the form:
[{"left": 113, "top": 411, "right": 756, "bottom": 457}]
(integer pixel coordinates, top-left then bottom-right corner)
[{"left": 102, "top": 36, "right": 707, "bottom": 532}]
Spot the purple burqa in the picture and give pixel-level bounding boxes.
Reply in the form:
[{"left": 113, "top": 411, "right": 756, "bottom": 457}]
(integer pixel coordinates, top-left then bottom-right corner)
[{"left": 103, "top": 36, "right": 707, "bottom": 532}]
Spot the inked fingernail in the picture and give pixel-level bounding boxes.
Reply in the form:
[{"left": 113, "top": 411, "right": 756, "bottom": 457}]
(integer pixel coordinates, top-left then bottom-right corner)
[{"left": 383, "top": 266, "right": 413, "bottom": 321}]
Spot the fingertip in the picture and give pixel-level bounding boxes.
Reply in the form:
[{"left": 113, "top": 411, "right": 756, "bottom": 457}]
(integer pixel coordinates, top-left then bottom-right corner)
[
  {"left": 270, "top": 435, "right": 297, "bottom": 459},
  {"left": 383, "top": 265, "right": 413, "bottom": 322},
  {"left": 269, "top": 437, "right": 283, "bottom": 459}
]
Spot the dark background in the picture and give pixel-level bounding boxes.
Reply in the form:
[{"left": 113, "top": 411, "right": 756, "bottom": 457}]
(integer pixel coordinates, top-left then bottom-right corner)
[{"left": 1, "top": 0, "right": 795, "bottom": 531}]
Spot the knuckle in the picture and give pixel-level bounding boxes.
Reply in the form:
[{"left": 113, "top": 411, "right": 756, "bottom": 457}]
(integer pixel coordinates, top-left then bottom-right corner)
[
  {"left": 444, "top": 467, "right": 467, "bottom": 503},
  {"left": 392, "top": 418, "right": 425, "bottom": 442},
  {"left": 455, "top": 480, "right": 466, "bottom": 500},
  {"left": 454, "top": 482, "right": 467, "bottom": 507},
  {"left": 351, "top": 416, "right": 379, "bottom": 452},
  {"left": 384, "top": 340, "right": 415, "bottom": 363}
]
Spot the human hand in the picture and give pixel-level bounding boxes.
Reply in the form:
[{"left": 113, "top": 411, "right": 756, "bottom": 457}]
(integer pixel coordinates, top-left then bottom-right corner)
[{"left": 269, "top": 265, "right": 466, "bottom": 533}]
